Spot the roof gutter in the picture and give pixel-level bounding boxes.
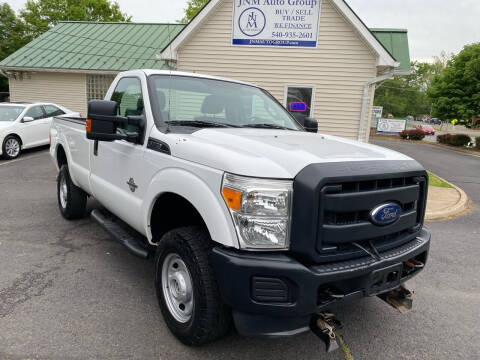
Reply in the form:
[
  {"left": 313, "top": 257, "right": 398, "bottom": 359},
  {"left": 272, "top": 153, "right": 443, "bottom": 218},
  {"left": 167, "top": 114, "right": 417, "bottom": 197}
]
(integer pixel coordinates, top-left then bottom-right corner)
[
  {"left": 357, "top": 72, "right": 395, "bottom": 142},
  {"left": 0, "top": 68, "right": 8, "bottom": 78}
]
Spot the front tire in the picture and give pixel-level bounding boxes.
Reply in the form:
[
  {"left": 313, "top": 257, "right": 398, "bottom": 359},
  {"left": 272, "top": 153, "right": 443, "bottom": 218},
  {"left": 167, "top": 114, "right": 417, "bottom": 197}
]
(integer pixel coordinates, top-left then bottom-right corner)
[
  {"left": 155, "top": 226, "right": 231, "bottom": 346},
  {"left": 57, "top": 164, "right": 87, "bottom": 219},
  {"left": 2, "top": 135, "right": 21, "bottom": 160}
]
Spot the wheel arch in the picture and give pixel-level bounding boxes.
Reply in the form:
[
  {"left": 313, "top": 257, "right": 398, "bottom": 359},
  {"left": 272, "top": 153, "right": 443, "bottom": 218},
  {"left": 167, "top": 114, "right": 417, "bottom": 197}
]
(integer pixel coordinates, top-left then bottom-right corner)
[
  {"left": 3, "top": 133, "right": 23, "bottom": 146},
  {"left": 143, "top": 168, "right": 238, "bottom": 249}
]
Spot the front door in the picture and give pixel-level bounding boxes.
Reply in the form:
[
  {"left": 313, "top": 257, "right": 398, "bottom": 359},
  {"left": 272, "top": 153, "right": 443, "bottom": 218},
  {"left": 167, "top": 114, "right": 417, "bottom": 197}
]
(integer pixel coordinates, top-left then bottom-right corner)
[
  {"left": 20, "top": 105, "right": 48, "bottom": 147},
  {"left": 89, "top": 76, "right": 148, "bottom": 233}
]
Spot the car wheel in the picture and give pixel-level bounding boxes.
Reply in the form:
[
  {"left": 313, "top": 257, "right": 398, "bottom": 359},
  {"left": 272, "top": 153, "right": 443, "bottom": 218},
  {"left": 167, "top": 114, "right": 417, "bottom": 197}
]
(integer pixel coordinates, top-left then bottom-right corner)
[
  {"left": 57, "top": 164, "right": 87, "bottom": 220},
  {"left": 2, "top": 135, "right": 21, "bottom": 160},
  {"left": 155, "top": 226, "right": 231, "bottom": 346}
]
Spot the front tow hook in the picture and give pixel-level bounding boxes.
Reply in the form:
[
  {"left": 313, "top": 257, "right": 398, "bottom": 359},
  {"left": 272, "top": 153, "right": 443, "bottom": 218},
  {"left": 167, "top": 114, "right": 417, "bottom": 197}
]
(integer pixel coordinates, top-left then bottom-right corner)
[{"left": 310, "top": 312, "right": 343, "bottom": 353}]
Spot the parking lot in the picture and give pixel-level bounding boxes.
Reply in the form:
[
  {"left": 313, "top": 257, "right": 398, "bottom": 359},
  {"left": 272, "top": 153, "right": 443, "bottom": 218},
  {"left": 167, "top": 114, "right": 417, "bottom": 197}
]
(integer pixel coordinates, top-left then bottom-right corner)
[{"left": 0, "top": 146, "right": 479, "bottom": 360}]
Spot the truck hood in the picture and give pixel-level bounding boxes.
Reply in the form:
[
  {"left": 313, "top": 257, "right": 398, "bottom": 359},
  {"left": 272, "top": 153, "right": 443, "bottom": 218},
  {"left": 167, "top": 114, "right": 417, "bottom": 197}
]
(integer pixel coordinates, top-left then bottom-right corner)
[{"left": 168, "top": 129, "right": 413, "bottom": 178}]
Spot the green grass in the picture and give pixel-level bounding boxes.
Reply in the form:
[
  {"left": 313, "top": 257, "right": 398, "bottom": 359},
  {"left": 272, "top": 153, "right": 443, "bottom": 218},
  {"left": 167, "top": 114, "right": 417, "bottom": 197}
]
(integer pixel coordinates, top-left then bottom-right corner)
[{"left": 428, "top": 171, "right": 453, "bottom": 188}]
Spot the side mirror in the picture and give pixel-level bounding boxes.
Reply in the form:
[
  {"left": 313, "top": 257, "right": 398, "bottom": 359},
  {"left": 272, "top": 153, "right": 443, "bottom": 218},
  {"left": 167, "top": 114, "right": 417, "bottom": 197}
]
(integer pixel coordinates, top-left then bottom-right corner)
[
  {"left": 292, "top": 113, "right": 318, "bottom": 133},
  {"left": 86, "top": 100, "right": 121, "bottom": 142},
  {"left": 86, "top": 100, "right": 144, "bottom": 143},
  {"left": 23, "top": 116, "right": 34, "bottom": 123}
]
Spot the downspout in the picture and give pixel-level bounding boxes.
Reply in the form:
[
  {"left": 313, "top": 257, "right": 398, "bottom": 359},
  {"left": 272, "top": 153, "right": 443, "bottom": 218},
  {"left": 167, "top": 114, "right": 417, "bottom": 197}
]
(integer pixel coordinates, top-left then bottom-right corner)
[{"left": 357, "top": 72, "right": 395, "bottom": 142}]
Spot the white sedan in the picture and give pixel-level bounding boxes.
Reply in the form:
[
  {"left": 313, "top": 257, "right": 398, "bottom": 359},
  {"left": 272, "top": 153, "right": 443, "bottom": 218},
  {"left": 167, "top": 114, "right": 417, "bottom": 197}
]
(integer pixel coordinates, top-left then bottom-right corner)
[{"left": 0, "top": 102, "right": 79, "bottom": 160}]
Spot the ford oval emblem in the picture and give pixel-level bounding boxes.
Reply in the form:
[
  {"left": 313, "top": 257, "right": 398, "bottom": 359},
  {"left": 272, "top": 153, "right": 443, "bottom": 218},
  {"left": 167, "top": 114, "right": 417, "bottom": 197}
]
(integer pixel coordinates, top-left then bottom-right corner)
[{"left": 370, "top": 203, "right": 402, "bottom": 226}]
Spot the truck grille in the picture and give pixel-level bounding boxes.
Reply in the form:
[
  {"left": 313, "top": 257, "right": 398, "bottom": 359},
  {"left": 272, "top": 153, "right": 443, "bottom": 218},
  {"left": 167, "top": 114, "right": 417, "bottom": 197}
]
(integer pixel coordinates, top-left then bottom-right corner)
[{"left": 316, "top": 175, "right": 427, "bottom": 260}]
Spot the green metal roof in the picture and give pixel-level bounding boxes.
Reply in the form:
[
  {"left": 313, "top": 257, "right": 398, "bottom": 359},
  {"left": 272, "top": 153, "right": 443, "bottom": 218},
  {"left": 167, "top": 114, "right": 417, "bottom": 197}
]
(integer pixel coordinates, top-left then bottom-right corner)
[
  {"left": 0, "top": 22, "right": 185, "bottom": 72},
  {"left": 0, "top": 22, "right": 410, "bottom": 73},
  {"left": 371, "top": 28, "right": 411, "bottom": 72}
]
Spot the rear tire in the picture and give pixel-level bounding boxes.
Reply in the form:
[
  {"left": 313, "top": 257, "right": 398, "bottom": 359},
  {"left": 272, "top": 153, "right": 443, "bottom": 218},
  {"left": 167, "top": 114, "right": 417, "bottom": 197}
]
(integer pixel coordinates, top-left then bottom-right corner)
[
  {"left": 57, "top": 164, "right": 87, "bottom": 219},
  {"left": 155, "top": 226, "right": 231, "bottom": 346},
  {"left": 2, "top": 135, "right": 21, "bottom": 160}
]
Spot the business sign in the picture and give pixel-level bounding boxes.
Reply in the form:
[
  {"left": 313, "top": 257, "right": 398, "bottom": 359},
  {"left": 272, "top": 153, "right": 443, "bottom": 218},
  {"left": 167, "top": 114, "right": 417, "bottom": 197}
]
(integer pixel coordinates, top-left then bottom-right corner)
[
  {"left": 372, "top": 106, "right": 383, "bottom": 119},
  {"left": 376, "top": 118, "right": 407, "bottom": 134},
  {"left": 232, "top": 0, "right": 322, "bottom": 48}
]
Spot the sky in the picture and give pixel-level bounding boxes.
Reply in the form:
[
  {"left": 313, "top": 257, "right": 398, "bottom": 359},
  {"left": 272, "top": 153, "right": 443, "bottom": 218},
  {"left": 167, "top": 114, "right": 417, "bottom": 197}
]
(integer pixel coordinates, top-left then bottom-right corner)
[{"left": 6, "top": 0, "right": 480, "bottom": 62}]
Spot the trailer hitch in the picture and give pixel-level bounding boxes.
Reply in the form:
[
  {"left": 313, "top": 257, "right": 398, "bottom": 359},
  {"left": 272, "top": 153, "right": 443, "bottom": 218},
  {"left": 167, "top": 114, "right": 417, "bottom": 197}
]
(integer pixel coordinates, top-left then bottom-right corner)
[
  {"left": 378, "top": 285, "right": 413, "bottom": 314},
  {"left": 310, "top": 312, "right": 343, "bottom": 353}
]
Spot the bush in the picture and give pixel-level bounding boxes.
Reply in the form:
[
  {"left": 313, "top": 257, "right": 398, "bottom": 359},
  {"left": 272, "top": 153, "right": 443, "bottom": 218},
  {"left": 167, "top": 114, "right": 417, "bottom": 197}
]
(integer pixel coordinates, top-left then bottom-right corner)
[
  {"left": 399, "top": 129, "right": 425, "bottom": 140},
  {"left": 437, "top": 133, "right": 471, "bottom": 147},
  {"left": 475, "top": 137, "right": 480, "bottom": 150}
]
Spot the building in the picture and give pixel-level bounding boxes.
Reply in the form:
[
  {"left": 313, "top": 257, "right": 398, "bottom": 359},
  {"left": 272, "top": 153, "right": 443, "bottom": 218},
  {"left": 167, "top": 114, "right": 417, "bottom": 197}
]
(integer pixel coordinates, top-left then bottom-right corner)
[{"left": 0, "top": 0, "right": 411, "bottom": 141}]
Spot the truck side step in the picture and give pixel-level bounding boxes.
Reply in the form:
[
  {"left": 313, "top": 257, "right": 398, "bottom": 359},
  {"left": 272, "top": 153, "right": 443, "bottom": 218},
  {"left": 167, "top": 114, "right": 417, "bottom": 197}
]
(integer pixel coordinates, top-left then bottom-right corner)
[{"left": 91, "top": 209, "right": 151, "bottom": 259}]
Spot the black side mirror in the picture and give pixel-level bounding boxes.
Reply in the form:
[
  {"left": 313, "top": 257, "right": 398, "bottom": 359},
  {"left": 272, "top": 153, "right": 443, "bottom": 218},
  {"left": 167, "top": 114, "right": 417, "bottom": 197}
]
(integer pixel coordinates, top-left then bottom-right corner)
[
  {"left": 86, "top": 100, "right": 120, "bottom": 142},
  {"left": 86, "top": 100, "right": 144, "bottom": 143},
  {"left": 292, "top": 113, "right": 318, "bottom": 133}
]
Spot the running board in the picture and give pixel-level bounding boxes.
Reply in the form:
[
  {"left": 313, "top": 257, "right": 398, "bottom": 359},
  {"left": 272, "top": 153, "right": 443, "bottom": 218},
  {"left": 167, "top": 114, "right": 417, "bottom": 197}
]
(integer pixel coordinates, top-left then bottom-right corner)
[{"left": 91, "top": 209, "right": 151, "bottom": 259}]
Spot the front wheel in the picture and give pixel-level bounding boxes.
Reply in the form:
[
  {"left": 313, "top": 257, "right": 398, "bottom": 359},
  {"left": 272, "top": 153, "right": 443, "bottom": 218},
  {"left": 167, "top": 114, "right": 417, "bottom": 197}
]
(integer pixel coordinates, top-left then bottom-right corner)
[
  {"left": 57, "top": 164, "right": 87, "bottom": 219},
  {"left": 155, "top": 226, "right": 231, "bottom": 346},
  {"left": 2, "top": 135, "right": 21, "bottom": 160}
]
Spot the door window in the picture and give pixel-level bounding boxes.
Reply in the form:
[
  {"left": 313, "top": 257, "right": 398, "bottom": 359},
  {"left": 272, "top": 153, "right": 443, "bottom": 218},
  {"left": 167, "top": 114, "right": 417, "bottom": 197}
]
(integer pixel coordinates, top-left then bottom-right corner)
[
  {"left": 24, "top": 106, "right": 45, "bottom": 120},
  {"left": 111, "top": 77, "right": 144, "bottom": 117},
  {"left": 286, "top": 86, "right": 314, "bottom": 117},
  {"left": 43, "top": 105, "right": 65, "bottom": 117}
]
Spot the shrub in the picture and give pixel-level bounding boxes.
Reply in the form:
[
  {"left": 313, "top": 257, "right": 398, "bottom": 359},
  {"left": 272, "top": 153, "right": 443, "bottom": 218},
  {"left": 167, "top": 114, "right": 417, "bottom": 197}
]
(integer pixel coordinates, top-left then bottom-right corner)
[
  {"left": 437, "top": 133, "right": 471, "bottom": 147},
  {"left": 399, "top": 129, "right": 425, "bottom": 140}
]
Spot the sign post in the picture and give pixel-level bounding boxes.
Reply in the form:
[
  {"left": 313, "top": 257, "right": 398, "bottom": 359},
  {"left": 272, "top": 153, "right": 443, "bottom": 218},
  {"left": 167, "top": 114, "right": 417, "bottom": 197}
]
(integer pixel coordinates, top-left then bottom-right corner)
[{"left": 232, "top": 0, "right": 322, "bottom": 48}]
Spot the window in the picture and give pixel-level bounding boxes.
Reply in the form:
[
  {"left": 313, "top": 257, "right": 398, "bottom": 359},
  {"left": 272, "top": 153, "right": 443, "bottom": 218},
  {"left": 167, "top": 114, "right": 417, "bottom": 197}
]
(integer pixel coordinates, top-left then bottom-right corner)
[
  {"left": 87, "top": 75, "right": 116, "bottom": 102},
  {"left": 285, "top": 86, "right": 315, "bottom": 118},
  {"left": 111, "top": 77, "right": 144, "bottom": 131},
  {"left": 149, "top": 75, "right": 301, "bottom": 131},
  {"left": 0, "top": 106, "right": 25, "bottom": 122},
  {"left": 43, "top": 105, "right": 65, "bottom": 117},
  {"left": 111, "top": 77, "right": 144, "bottom": 117},
  {"left": 25, "top": 106, "right": 45, "bottom": 120}
]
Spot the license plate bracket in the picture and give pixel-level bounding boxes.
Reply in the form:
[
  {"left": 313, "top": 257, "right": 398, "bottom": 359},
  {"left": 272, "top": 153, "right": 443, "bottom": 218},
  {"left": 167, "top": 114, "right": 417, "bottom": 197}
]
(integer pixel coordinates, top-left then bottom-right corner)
[{"left": 367, "top": 263, "right": 403, "bottom": 296}]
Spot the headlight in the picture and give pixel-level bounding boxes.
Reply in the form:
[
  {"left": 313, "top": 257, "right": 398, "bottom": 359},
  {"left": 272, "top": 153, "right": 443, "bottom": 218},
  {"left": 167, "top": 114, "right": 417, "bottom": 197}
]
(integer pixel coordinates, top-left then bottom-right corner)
[{"left": 221, "top": 173, "right": 293, "bottom": 250}]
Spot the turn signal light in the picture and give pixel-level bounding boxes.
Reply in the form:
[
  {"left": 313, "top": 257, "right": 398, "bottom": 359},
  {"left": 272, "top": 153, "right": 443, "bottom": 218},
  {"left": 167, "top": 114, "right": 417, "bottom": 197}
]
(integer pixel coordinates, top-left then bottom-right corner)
[
  {"left": 86, "top": 119, "right": 92, "bottom": 133},
  {"left": 222, "top": 187, "right": 242, "bottom": 211}
]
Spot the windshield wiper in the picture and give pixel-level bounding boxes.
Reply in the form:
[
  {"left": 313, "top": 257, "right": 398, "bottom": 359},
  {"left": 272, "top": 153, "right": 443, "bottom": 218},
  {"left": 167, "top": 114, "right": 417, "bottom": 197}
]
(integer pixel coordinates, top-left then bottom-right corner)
[
  {"left": 165, "top": 120, "right": 239, "bottom": 128},
  {"left": 241, "top": 123, "right": 297, "bottom": 130}
]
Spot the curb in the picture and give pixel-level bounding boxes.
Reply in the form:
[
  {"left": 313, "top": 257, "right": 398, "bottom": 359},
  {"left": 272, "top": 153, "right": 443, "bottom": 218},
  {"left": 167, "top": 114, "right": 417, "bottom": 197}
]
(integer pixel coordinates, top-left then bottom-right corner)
[{"left": 425, "top": 174, "right": 470, "bottom": 221}]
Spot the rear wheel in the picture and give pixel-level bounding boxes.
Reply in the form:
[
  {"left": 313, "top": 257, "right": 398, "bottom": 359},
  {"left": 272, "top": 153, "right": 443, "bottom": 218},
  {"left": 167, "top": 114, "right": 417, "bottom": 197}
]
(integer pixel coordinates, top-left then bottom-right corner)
[
  {"left": 57, "top": 164, "right": 87, "bottom": 219},
  {"left": 155, "top": 226, "right": 231, "bottom": 346},
  {"left": 2, "top": 135, "right": 21, "bottom": 160}
]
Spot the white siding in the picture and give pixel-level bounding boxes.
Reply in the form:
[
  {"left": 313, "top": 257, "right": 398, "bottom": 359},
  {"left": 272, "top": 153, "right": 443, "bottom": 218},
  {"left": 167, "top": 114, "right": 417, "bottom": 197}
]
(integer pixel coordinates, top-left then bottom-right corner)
[
  {"left": 9, "top": 72, "right": 87, "bottom": 115},
  {"left": 176, "top": 0, "right": 377, "bottom": 140}
]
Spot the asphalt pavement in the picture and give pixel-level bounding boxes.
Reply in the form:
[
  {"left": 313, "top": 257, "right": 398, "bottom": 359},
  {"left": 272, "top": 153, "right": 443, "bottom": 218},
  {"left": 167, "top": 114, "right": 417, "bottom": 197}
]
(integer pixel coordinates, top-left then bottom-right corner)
[{"left": 0, "top": 144, "right": 479, "bottom": 360}]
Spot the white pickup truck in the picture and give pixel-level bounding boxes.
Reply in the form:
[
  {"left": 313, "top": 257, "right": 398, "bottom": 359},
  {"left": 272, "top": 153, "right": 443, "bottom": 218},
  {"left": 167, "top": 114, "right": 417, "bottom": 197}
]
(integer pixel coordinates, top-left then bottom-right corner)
[{"left": 50, "top": 70, "right": 430, "bottom": 350}]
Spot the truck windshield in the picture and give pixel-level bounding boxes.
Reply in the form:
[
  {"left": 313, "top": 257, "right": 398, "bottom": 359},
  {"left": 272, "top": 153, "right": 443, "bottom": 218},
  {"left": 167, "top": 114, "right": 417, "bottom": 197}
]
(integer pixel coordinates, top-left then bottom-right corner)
[
  {"left": 148, "top": 75, "right": 302, "bottom": 131},
  {"left": 0, "top": 106, "right": 25, "bottom": 122}
]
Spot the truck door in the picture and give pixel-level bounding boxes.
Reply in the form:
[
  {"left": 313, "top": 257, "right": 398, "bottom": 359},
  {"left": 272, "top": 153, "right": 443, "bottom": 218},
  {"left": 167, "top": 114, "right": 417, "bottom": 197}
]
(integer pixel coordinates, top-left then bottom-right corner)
[{"left": 89, "top": 76, "right": 149, "bottom": 233}]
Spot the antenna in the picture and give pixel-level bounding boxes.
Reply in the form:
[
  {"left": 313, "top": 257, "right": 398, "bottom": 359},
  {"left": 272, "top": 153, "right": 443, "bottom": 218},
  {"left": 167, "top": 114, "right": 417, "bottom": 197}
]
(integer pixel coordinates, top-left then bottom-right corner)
[{"left": 166, "top": 23, "right": 173, "bottom": 133}]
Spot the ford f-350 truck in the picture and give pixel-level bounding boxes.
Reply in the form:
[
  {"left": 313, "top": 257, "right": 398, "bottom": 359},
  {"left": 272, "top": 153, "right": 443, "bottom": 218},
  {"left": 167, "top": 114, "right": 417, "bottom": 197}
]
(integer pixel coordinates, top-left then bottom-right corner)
[{"left": 50, "top": 70, "right": 430, "bottom": 349}]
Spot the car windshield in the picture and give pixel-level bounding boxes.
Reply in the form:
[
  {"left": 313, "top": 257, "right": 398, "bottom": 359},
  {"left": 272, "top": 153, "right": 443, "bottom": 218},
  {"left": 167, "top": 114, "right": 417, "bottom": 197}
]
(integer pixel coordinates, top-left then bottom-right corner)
[
  {"left": 0, "top": 105, "right": 25, "bottom": 122},
  {"left": 148, "top": 75, "right": 302, "bottom": 131},
  {"left": 424, "top": 125, "right": 433, "bottom": 129}
]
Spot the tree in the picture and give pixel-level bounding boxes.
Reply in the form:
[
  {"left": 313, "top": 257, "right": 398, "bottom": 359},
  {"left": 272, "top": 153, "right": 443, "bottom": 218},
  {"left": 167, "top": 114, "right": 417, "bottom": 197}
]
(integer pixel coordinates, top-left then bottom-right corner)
[
  {"left": 0, "top": 3, "right": 29, "bottom": 92},
  {"left": 428, "top": 43, "right": 480, "bottom": 124},
  {"left": 20, "top": 0, "right": 131, "bottom": 38},
  {"left": 374, "top": 61, "right": 444, "bottom": 118},
  {"left": 179, "top": 0, "right": 209, "bottom": 23}
]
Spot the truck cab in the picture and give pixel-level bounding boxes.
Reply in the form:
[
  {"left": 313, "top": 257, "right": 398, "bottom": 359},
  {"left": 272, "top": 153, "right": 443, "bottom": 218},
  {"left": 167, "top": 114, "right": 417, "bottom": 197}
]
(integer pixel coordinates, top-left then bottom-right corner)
[{"left": 50, "top": 69, "right": 430, "bottom": 348}]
